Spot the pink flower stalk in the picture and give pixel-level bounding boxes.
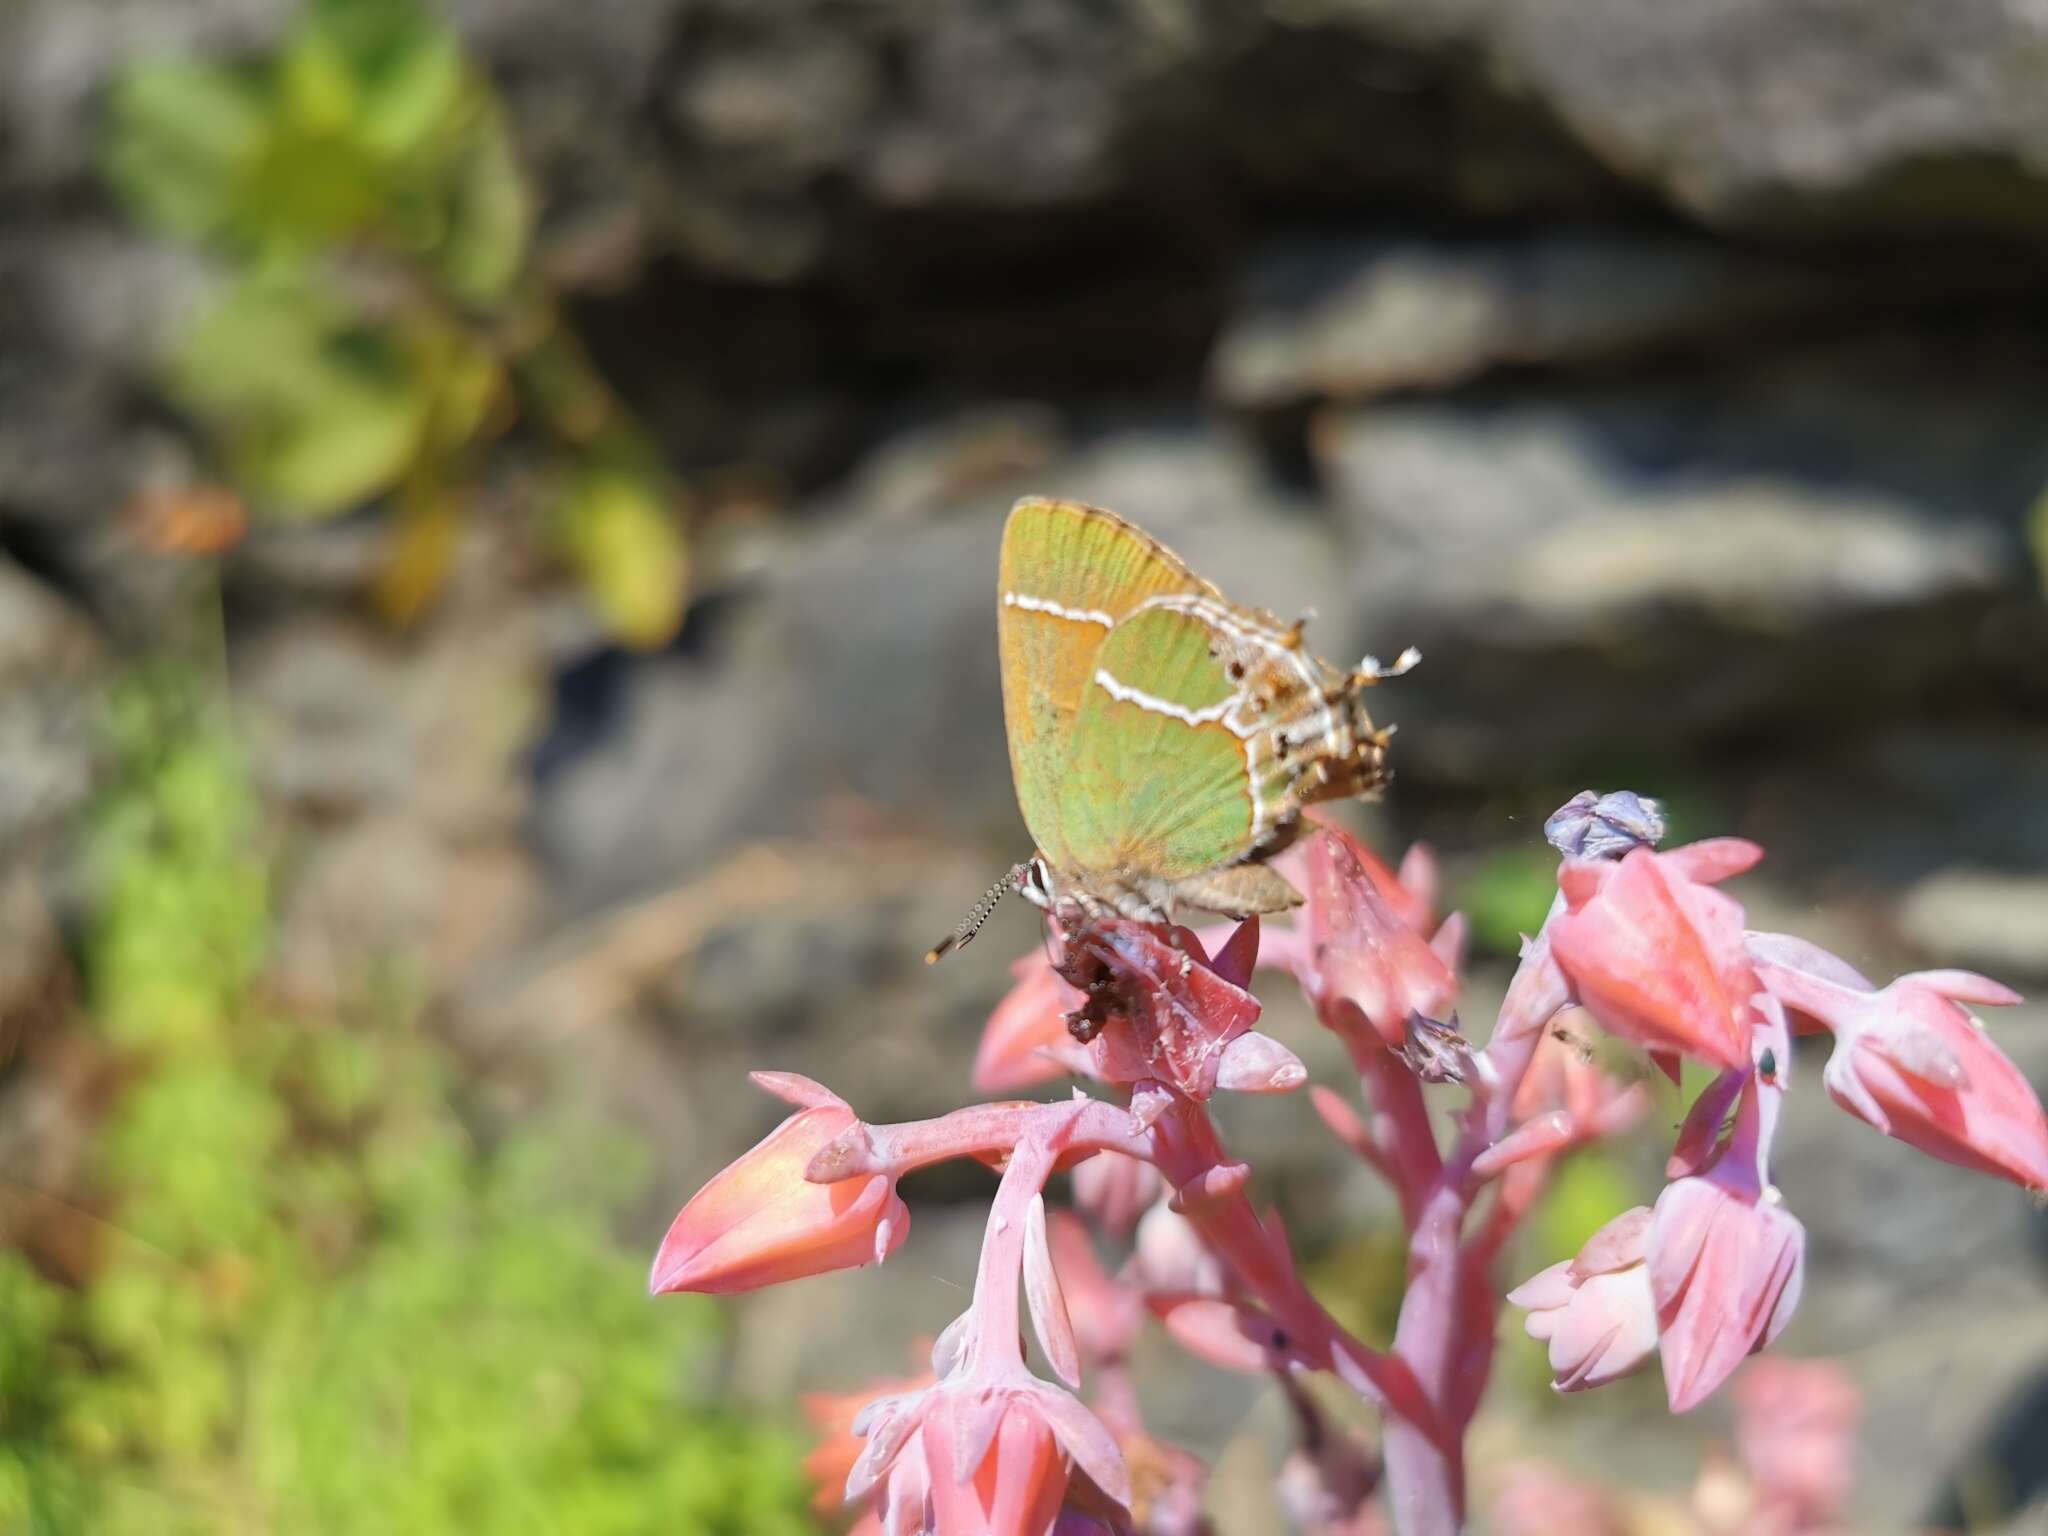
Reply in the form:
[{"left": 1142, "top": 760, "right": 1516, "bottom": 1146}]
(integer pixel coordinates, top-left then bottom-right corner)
[
  {"left": 1506, "top": 1206, "right": 1660, "bottom": 1392},
  {"left": 1750, "top": 939, "right": 2047, "bottom": 1191},
  {"left": 846, "top": 1136, "right": 1129, "bottom": 1536},
  {"left": 1296, "top": 824, "right": 1458, "bottom": 1049},
  {"left": 1550, "top": 841, "right": 1765, "bottom": 1071},
  {"left": 650, "top": 1073, "right": 909, "bottom": 1295}
]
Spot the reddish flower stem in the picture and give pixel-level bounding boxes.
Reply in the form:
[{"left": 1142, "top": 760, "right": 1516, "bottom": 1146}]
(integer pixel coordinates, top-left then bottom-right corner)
[
  {"left": 966, "top": 1134, "right": 1060, "bottom": 1369},
  {"left": 1377, "top": 927, "right": 1573, "bottom": 1532},
  {"left": 1146, "top": 1091, "right": 1443, "bottom": 1441}
]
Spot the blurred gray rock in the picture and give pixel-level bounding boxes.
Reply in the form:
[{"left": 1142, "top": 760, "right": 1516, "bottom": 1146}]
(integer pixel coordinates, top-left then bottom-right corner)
[
  {"left": 1210, "top": 232, "right": 2022, "bottom": 411},
  {"left": 0, "top": 559, "right": 104, "bottom": 850},
  {"left": 0, "top": 0, "right": 286, "bottom": 196},
  {"left": 1315, "top": 332, "right": 2043, "bottom": 781},
  {"left": 1898, "top": 868, "right": 2048, "bottom": 979},
  {"left": 1463, "top": 0, "right": 2048, "bottom": 235}
]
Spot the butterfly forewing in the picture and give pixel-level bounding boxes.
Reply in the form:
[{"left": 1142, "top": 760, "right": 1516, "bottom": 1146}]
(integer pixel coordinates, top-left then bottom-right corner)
[{"left": 997, "top": 499, "right": 1211, "bottom": 867}]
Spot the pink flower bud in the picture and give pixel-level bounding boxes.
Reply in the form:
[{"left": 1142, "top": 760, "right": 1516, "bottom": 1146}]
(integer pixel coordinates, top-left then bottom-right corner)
[
  {"left": 1752, "top": 949, "right": 2047, "bottom": 1192},
  {"left": 1214, "top": 1029, "right": 1308, "bottom": 1093},
  {"left": 1551, "top": 844, "right": 1760, "bottom": 1071},
  {"left": 1506, "top": 1207, "right": 1660, "bottom": 1393},
  {"left": 1069, "top": 1150, "right": 1162, "bottom": 1238},
  {"left": 1149, "top": 1294, "right": 1289, "bottom": 1374},
  {"left": 1300, "top": 825, "right": 1458, "bottom": 1049},
  {"left": 650, "top": 1081, "right": 909, "bottom": 1295},
  {"left": 1133, "top": 1200, "right": 1223, "bottom": 1298}
]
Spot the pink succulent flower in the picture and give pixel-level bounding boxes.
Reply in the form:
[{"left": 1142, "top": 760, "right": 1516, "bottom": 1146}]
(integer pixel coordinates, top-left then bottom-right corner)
[
  {"left": 847, "top": 1338, "right": 1128, "bottom": 1536},
  {"left": 804, "top": 1366, "right": 936, "bottom": 1519},
  {"left": 1650, "top": 1132, "right": 1805, "bottom": 1413},
  {"left": 1132, "top": 1199, "right": 1224, "bottom": 1299},
  {"left": 1732, "top": 1357, "right": 1859, "bottom": 1532},
  {"left": 1070, "top": 1149, "right": 1163, "bottom": 1239},
  {"left": 1490, "top": 1462, "right": 1629, "bottom": 1536},
  {"left": 1056, "top": 920, "right": 1296, "bottom": 1101},
  {"left": 1506, "top": 1206, "right": 1660, "bottom": 1393},
  {"left": 975, "top": 955, "right": 1090, "bottom": 1093},
  {"left": 650, "top": 1073, "right": 908, "bottom": 1295},
  {"left": 1750, "top": 941, "right": 2047, "bottom": 1192},
  {"left": 1509, "top": 1009, "right": 1648, "bottom": 1142},
  {"left": 1551, "top": 840, "right": 1765, "bottom": 1071},
  {"left": 1297, "top": 824, "right": 1458, "bottom": 1049}
]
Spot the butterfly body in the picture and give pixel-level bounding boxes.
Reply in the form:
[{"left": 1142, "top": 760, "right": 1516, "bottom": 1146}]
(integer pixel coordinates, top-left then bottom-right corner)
[{"left": 997, "top": 496, "right": 1397, "bottom": 924}]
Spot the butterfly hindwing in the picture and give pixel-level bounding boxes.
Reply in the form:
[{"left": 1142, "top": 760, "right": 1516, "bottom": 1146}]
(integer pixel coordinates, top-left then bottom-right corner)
[{"left": 1055, "top": 602, "right": 1259, "bottom": 890}]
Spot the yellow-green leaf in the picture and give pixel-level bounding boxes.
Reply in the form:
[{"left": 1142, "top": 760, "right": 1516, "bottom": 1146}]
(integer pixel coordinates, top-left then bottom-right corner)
[
  {"left": 103, "top": 60, "right": 268, "bottom": 242},
  {"left": 167, "top": 276, "right": 431, "bottom": 518},
  {"left": 437, "top": 100, "right": 533, "bottom": 304},
  {"left": 559, "top": 470, "right": 689, "bottom": 648}
]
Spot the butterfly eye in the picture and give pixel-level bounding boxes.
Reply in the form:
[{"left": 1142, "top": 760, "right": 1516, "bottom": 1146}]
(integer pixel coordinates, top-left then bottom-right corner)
[{"left": 1227, "top": 660, "right": 1246, "bottom": 681}]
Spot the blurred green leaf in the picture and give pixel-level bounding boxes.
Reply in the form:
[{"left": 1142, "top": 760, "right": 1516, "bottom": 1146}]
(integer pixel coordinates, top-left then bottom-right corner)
[
  {"left": 1458, "top": 844, "right": 1561, "bottom": 956},
  {"left": 559, "top": 469, "right": 690, "bottom": 649},
  {"left": 2028, "top": 484, "right": 2048, "bottom": 595},
  {"left": 352, "top": 23, "right": 467, "bottom": 159},
  {"left": 437, "top": 99, "right": 533, "bottom": 303},
  {"left": 1531, "top": 1149, "right": 1640, "bottom": 1273},
  {"left": 1304, "top": 1223, "right": 1408, "bottom": 1350},
  {"left": 277, "top": 27, "right": 360, "bottom": 135},
  {"left": 167, "top": 277, "right": 431, "bottom": 517},
  {"left": 103, "top": 60, "right": 267, "bottom": 241}
]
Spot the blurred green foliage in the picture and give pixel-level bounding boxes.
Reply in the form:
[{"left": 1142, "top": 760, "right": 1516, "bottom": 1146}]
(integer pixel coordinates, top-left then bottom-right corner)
[
  {"left": 1458, "top": 844, "right": 1562, "bottom": 957},
  {"left": 104, "top": 0, "right": 688, "bottom": 647},
  {"left": 2028, "top": 485, "right": 2048, "bottom": 594},
  {"left": 0, "top": 677, "right": 809, "bottom": 1533},
  {"left": 1305, "top": 1224, "right": 1408, "bottom": 1351}
]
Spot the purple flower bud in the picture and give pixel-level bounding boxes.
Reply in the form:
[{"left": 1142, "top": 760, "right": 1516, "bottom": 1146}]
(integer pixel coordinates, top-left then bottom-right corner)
[{"left": 1545, "top": 790, "right": 1668, "bottom": 861}]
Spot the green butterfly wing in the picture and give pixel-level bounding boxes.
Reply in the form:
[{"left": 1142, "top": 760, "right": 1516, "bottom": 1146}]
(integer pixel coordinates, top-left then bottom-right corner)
[
  {"left": 1054, "top": 602, "right": 1258, "bottom": 884},
  {"left": 997, "top": 499, "right": 1212, "bottom": 868}
]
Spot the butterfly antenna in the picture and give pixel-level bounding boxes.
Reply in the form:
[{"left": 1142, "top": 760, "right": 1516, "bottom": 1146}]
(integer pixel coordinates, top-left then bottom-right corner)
[{"left": 925, "top": 863, "right": 1030, "bottom": 964}]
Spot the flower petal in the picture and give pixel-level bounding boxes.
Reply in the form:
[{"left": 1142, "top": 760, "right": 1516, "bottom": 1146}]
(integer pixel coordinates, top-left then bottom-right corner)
[
  {"left": 1024, "top": 1196, "right": 1082, "bottom": 1389},
  {"left": 1215, "top": 1029, "right": 1307, "bottom": 1094},
  {"left": 1020, "top": 1380, "right": 1132, "bottom": 1511}
]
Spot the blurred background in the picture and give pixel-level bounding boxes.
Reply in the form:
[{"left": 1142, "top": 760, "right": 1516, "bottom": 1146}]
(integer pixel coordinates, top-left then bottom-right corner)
[{"left": 1, "top": 0, "right": 2046, "bottom": 1530}]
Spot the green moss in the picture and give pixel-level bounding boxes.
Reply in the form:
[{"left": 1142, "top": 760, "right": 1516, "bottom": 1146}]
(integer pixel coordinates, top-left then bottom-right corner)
[{"left": 0, "top": 679, "right": 808, "bottom": 1532}]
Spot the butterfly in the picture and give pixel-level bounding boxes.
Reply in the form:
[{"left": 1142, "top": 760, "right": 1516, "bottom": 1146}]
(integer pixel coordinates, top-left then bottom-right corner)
[{"left": 930, "top": 497, "right": 1414, "bottom": 959}]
